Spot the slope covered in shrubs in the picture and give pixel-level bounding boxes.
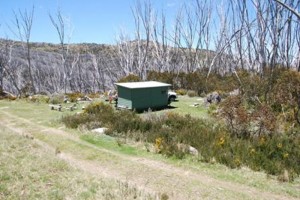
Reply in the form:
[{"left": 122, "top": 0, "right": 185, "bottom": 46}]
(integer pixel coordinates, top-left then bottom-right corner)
[{"left": 62, "top": 101, "right": 300, "bottom": 181}]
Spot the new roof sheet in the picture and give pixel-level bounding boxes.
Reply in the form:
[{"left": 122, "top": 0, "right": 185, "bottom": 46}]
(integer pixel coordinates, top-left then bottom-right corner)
[{"left": 115, "top": 81, "right": 171, "bottom": 89}]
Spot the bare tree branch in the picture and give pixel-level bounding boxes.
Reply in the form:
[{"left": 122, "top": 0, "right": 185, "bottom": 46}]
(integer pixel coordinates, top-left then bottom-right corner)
[{"left": 274, "top": 0, "right": 300, "bottom": 19}]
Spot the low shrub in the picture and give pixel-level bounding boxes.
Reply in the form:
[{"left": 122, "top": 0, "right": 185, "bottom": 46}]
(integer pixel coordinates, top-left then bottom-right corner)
[
  {"left": 160, "top": 141, "right": 187, "bottom": 159},
  {"left": 49, "top": 94, "right": 64, "bottom": 104},
  {"left": 113, "top": 110, "right": 142, "bottom": 133},
  {"left": 87, "top": 93, "right": 100, "bottom": 99},
  {"left": 66, "top": 92, "right": 85, "bottom": 102},
  {"left": 118, "top": 74, "right": 141, "bottom": 83},
  {"left": 62, "top": 113, "right": 91, "bottom": 129},
  {"left": 219, "top": 95, "right": 251, "bottom": 137},
  {"left": 175, "top": 89, "right": 187, "bottom": 96},
  {"left": 273, "top": 70, "right": 300, "bottom": 125},
  {"left": 207, "top": 103, "right": 218, "bottom": 116},
  {"left": 62, "top": 101, "right": 300, "bottom": 180},
  {"left": 187, "top": 90, "right": 197, "bottom": 97},
  {"left": 28, "top": 95, "right": 50, "bottom": 103}
]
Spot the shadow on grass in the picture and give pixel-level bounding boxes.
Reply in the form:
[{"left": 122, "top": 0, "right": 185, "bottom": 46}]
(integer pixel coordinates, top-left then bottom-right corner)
[
  {"left": 136, "top": 105, "right": 177, "bottom": 113},
  {"left": 166, "top": 105, "right": 177, "bottom": 110}
]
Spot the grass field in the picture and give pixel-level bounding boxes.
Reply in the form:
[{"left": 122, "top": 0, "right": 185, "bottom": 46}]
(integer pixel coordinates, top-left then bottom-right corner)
[
  {"left": 0, "top": 98, "right": 300, "bottom": 199},
  {"left": 0, "top": 127, "right": 156, "bottom": 199},
  {"left": 139, "top": 95, "right": 209, "bottom": 119},
  {"left": 168, "top": 95, "right": 209, "bottom": 118}
]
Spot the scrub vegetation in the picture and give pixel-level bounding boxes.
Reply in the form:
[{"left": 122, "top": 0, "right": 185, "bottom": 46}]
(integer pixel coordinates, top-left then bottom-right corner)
[{"left": 0, "top": 99, "right": 300, "bottom": 199}]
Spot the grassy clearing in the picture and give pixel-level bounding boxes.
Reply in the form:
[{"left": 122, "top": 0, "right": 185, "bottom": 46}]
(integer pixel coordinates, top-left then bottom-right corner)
[
  {"left": 169, "top": 95, "right": 209, "bottom": 118},
  {"left": 1, "top": 99, "right": 300, "bottom": 199},
  {"left": 140, "top": 95, "right": 209, "bottom": 119},
  {"left": 0, "top": 127, "right": 155, "bottom": 200},
  {"left": 0, "top": 95, "right": 208, "bottom": 125},
  {"left": 0, "top": 99, "right": 93, "bottom": 128}
]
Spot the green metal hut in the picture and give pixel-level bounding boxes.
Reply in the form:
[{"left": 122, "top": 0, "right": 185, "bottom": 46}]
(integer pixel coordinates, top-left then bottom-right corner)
[{"left": 115, "top": 81, "right": 171, "bottom": 111}]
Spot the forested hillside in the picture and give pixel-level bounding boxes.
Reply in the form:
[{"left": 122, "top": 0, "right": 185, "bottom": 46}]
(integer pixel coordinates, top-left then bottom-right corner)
[
  {"left": 0, "top": 39, "right": 218, "bottom": 95},
  {"left": 0, "top": 0, "right": 299, "bottom": 96}
]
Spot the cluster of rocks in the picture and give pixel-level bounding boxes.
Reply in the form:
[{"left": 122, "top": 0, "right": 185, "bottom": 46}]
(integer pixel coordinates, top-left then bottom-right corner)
[
  {"left": 205, "top": 91, "right": 221, "bottom": 104},
  {"left": 204, "top": 89, "right": 240, "bottom": 105}
]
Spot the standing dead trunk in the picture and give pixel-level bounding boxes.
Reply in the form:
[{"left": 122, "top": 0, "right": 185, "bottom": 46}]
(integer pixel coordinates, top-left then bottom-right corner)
[{"left": 12, "top": 6, "right": 36, "bottom": 94}]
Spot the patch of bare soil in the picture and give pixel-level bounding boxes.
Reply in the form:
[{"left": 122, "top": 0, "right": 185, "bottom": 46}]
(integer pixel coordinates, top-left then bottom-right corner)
[{"left": 0, "top": 110, "right": 298, "bottom": 200}]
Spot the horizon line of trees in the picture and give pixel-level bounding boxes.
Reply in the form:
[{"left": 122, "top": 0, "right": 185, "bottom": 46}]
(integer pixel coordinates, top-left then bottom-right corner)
[{"left": 0, "top": 0, "right": 299, "bottom": 96}]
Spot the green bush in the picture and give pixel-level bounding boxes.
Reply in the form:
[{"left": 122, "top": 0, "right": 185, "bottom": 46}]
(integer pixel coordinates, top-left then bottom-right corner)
[
  {"left": 118, "top": 74, "right": 141, "bottom": 83},
  {"left": 147, "top": 71, "right": 175, "bottom": 86},
  {"left": 61, "top": 101, "right": 300, "bottom": 180},
  {"left": 49, "top": 94, "right": 64, "bottom": 104},
  {"left": 84, "top": 101, "right": 114, "bottom": 116},
  {"left": 273, "top": 70, "right": 300, "bottom": 125},
  {"left": 160, "top": 141, "right": 187, "bottom": 159},
  {"left": 61, "top": 113, "right": 91, "bottom": 129},
  {"left": 112, "top": 110, "right": 142, "bottom": 134}
]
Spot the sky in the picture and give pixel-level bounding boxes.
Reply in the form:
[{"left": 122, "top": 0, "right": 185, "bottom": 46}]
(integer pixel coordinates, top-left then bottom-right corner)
[{"left": 0, "top": 0, "right": 183, "bottom": 44}]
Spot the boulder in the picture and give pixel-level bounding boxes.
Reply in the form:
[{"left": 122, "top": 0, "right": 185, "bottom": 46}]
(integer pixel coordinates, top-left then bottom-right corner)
[
  {"left": 189, "top": 146, "right": 199, "bottom": 156},
  {"left": 206, "top": 91, "right": 221, "bottom": 104},
  {"left": 91, "top": 128, "right": 108, "bottom": 134}
]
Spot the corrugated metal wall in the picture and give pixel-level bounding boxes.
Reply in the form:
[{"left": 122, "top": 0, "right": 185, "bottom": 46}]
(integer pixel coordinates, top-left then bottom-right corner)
[{"left": 117, "top": 86, "right": 169, "bottom": 110}]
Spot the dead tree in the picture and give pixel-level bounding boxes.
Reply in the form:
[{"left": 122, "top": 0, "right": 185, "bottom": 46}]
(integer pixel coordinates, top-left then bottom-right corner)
[
  {"left": 274, "top": 0, "right": 300, "bottom": 19},
  {"left": 115, "top": 30, "right": 135, "bottom": 77},
  {"left": 92, "top": 53, "right": 111, "bottom": 92},
  {"left": 0, "top": 43, "right": 7, "bottom": 91},
  {"left": 151, "top": 11, "right": 171, "bottom": 73},
  {"left": 131, "top": 0, "right": 154, "bottom": 79},
  {"left": 49, "top": 9, "right": 73, "bottom": 93},
  {"left": 2, "top": 41, "right": 22, "bottom": 96},
  {"left": 11, "top": 6, "right": 36, "bottom": 94}
]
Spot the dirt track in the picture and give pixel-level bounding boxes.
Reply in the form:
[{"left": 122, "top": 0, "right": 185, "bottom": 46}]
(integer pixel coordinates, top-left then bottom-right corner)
[{"left": 0, "top": 109, "right": 298, "bottom": 200}]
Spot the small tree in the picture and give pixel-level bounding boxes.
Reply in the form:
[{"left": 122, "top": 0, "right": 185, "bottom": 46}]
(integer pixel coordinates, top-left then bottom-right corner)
[{"left": 219, "top": 95, "right": 251, "bottom": 138}]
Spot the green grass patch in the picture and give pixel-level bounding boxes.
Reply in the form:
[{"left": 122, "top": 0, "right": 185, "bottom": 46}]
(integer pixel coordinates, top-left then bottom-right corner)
[
  {"left": 81, "top": 134, "right": 142, "bottom": 156},
  {"left": 0, "top": 99, "right": 89, "bottom": 126},
  {"left": 170, "top": 95, "right": 208, "bottom": 118},
  {"left": 141, "top": 95, "right": 209, "bottom": 119}
]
